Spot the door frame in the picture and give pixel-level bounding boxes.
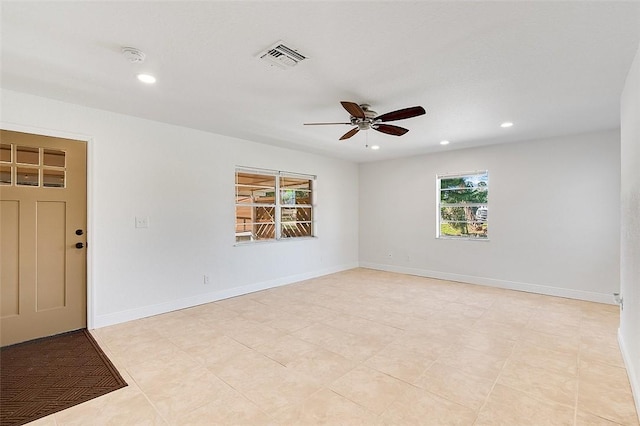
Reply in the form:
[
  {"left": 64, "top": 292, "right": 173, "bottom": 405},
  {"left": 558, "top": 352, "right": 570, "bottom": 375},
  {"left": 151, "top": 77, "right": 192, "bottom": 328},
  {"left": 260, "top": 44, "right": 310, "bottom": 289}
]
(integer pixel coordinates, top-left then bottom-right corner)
[{"left": 1, "top": 122, "right": 95, "bottom": 330}]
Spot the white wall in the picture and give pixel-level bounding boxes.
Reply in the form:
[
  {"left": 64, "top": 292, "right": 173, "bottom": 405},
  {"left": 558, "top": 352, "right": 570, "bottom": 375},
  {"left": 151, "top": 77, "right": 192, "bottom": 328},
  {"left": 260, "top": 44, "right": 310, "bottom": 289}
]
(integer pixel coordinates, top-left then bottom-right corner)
[
  {"left": 359, "top": 130, "right": 620, "bottom": 303},
  {"left": 1, "top": 89, "right": 359, "bottom": 328},
  {"left": 620, "top": 42, "right": 640, "bottom": 420}
]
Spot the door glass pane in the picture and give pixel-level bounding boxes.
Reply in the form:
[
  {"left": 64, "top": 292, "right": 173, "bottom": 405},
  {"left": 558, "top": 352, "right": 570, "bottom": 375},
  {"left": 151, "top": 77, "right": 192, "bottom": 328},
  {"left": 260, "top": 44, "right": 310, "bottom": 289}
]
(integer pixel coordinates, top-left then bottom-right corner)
[
  {"left": 16, "top": 167, "right": 39, "bottom": 186},
  {"left": 0, "top": 144, "right": 11, "bottom": 163},
  {"left": 43, "top": 149, "right": 65, "bottom": 167},
  {"left": 0, "top": 165, "right": 11, "bottom": 184},
  {"left": 43, "top": 169, "right": 65, "bottom": 188},
  {"left": 16, "top": 146, "right": 39, "bottom": 165}
]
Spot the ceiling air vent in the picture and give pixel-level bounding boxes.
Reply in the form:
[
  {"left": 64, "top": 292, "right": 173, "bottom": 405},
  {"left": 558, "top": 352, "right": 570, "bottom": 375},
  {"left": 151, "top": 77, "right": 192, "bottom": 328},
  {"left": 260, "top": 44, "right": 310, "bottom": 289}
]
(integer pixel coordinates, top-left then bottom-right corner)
[{"left": 257, "top": 41, "right": 307, "bottom": 69}]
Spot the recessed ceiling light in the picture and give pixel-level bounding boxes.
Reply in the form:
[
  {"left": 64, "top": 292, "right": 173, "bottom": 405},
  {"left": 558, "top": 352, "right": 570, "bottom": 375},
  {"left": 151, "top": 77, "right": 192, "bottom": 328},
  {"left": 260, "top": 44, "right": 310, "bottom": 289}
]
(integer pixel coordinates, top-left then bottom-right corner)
[
  {"left": 500, "top": 122, "right": 514, "bottom": 128},
  {"left": 137, "top": 74, "right": 156, "bottom": 84},
  {"left": 371, "top": 145, "right": 380, "bottom": 150},
  {"left": 440, "top": 140, "right": 450, "bottom": 145}
]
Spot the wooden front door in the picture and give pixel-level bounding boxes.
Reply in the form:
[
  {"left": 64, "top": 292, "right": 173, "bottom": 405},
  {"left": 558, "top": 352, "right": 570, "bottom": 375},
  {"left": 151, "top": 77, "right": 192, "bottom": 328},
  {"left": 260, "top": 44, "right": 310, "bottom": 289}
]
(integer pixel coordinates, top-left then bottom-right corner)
[{"left": 0, "top": 130, "right": 87, "bottom": 347}]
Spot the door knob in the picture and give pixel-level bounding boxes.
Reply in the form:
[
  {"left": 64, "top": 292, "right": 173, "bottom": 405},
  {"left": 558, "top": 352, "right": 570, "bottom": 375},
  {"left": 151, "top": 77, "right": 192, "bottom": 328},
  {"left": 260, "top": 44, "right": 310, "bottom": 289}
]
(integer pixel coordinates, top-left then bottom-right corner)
[
  {"left": 75, "top": 242, "right": 84, "bottom": 249},
  {"left": 75, "top": 229, "right": 84, "bottom": 236}
]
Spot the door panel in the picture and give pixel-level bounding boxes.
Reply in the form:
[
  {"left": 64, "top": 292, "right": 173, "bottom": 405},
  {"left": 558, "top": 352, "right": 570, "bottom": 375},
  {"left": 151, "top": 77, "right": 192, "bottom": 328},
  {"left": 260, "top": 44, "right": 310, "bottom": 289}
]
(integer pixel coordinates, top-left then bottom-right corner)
[
  {"left": 36, "top": 201, "right": 67, "bottom": 311},
  {"left": 0, "top": 130, "right": 87, "bottom": 346},
  {"left": 1, "top": 200, "right": 20, "bottom": 317}
]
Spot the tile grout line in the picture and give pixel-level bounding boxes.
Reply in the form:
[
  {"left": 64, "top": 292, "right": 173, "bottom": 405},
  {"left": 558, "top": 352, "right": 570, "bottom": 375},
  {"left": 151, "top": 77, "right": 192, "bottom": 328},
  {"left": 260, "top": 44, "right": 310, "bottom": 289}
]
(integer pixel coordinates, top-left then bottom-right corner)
[{"left": 470, "top": 315, "right": 519, "bottom": 426}]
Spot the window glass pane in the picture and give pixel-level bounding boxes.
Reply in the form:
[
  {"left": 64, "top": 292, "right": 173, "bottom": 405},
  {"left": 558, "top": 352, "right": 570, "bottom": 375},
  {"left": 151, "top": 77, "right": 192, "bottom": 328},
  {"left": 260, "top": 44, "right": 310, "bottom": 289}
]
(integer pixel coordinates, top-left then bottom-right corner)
[
  {"left": 16, "top": 167, "right": 39, "bottom": 186},
  {"left": 280, "top": 177, "right": 312, "bottom": 206},
  {"left": 236, "top": 173, "right": 276, "bottom": 204},
  {"left": 236, "top": 172, "right": 276, "bottom": 188},
  {"left": 440, "top": 177, "right": 467, "bottom": 190},
  {"left": 0, "top": 165, "right": 11, "bottom": 184},
  {"left": 252, "top": 223, "right": 275, "bottom": 240},
  {"left": 43, "top": 169, "right": 65, "bottom": 188},
  {"left": 0, "top": 144, "right": 11, "bottom": 163},
  {"left": 235, "top": 206, "right": 276, "bottom": 241},
  {"left": 236, "top": 185, "right": 276, "bottom": 204},
  {"left": 281, "top": 207, "right": 312, "bottom": 222},
  {"left": 440, "top": 222, "right": 488, "bottom": 238},
  {"left": 440, "top": 173, "right": 488, "bottom": 189},
  {"left": 440, "top": 206, "right": 488, "bottom": 221},
  {"left": 235, "top": 205, "right": 252, "bottom": 231},
  {"left": 16, "top": 146, "right": 39, "bottom": 165},
  {"left": 280, "top": 189, "right": 312, "bottom": 205},
  {"left": 43, "top": 149, "right": 65, "bottom": 167},
  {"left": 280, "top": 177, "right": 311, "bottom": 190},
  {"left": 440, "top": 207, "right": 488, "bottom": 238},
  {"left": 441, "top": 188, "right": 488, "bottom": 204},
  {"left": 281, "top": 207, "right": 312, "bottom": 238},
  {"left": 281, "top": 221, "right": 312, "bottom": 238},
  {"left": 254, "top": 206, "right": 275, "bottom": 223}
]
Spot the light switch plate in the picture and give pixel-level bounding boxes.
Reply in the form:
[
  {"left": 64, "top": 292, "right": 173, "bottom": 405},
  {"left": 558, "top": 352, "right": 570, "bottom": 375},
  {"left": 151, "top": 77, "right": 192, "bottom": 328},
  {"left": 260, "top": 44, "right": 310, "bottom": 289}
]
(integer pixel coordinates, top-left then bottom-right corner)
[{"left": 135, "top": 216, "right": 149, "bottom": 228}]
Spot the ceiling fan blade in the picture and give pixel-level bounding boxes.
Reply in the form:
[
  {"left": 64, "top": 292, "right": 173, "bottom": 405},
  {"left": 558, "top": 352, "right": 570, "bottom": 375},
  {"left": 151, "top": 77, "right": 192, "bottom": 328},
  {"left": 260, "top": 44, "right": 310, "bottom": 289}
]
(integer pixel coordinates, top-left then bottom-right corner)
[
  {"left": 339, "top": 128, "right": 360, "bottom": 140},
  {"left": 375, "top": 106, "right": 426, "bottom": 122},
  {"left": 304, "top": 122, "right": 352, "bottom": 126},
  {"left": 340, "top": 101, "right": 365, "bottom": 119},
  {"left": 374, "top": 124, "right": 409, "bottom": 136}
]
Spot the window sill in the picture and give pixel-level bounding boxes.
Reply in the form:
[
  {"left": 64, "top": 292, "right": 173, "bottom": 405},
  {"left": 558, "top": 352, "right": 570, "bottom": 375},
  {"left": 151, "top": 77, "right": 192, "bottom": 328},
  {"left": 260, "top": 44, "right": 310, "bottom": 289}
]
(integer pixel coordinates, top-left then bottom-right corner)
[
  {"left": 436, "top": 236, "right": 490, "bottom": 242},
  {"left": 234, "top": 236, "right": 317, "bottom": 247}
]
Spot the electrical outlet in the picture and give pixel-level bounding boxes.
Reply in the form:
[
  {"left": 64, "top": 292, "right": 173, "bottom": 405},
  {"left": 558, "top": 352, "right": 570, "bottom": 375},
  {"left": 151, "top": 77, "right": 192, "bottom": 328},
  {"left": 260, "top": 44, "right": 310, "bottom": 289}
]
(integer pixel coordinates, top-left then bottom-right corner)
[{"left": 203, "top": 275, "right": 210, "bottom": 285}]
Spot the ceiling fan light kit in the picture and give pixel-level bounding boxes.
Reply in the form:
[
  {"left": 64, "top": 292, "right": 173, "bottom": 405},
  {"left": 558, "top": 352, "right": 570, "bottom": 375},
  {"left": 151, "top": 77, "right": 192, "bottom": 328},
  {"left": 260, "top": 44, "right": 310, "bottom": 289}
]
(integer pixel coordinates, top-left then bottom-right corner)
[{"left": 305, "top": 101, "right": 426, "bottom": 140}]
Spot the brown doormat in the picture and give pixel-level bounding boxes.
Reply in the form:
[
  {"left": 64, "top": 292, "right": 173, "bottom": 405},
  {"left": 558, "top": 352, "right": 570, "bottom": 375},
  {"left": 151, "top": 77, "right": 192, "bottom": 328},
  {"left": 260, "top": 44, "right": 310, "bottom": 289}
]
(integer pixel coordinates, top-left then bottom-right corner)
[{"left": 0, "top": 329, "right": 127, "bottom": 426}]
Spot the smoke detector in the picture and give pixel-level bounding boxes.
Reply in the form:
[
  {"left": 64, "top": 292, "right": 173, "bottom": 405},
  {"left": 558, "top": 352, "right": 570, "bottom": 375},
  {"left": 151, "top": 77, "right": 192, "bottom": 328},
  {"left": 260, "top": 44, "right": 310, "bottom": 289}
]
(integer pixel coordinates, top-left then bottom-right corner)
[
  {"left": 257, "top": 41, "right": 307, "bottom": 69},
  {"left": 122, "top": 47, "right": 146, "bottom": 63}
]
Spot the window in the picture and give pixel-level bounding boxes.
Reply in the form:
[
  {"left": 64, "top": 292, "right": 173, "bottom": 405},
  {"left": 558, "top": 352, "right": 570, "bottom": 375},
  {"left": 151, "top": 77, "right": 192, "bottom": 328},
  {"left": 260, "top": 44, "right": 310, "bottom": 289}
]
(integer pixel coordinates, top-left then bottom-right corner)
[
  {"left": 235, "top": 168, "right": 315, "bottom": 243},
  {"left": 437, "top": 171, "right": 488, "bottom": 239}
]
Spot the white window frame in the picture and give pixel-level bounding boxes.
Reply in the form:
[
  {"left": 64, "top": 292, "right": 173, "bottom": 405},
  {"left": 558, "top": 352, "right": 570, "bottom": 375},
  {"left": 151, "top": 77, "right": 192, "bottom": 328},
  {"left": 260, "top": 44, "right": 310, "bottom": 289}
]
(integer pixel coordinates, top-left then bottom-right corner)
[
  {"left": 436, "top": 170, "right": 489, "bottom": 240},
  {"left": 235, "top": 167, "right": 316, "bottom": 244}
]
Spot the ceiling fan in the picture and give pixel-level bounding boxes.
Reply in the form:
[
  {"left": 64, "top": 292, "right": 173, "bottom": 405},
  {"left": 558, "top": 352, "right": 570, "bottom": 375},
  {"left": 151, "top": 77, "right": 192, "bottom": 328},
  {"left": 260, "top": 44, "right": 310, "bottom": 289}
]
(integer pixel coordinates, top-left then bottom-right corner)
[{"left": 304, "top": 101, "right": 426, "bottom": 140}]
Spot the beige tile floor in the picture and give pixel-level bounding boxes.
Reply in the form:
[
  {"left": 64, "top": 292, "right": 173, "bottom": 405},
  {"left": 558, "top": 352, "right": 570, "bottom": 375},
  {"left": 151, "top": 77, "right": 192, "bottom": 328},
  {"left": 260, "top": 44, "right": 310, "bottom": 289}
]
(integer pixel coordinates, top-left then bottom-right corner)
[{"left": 30, "top": 268, "right": 638, "bottom": 425}]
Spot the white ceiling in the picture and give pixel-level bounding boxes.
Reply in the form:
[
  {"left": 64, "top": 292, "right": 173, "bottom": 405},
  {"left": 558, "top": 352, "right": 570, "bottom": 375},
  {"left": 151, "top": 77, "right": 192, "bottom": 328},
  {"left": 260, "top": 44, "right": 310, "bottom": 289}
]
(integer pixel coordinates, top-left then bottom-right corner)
[{"left": 2, "top": 1, "right": 639, "bottom": 162}]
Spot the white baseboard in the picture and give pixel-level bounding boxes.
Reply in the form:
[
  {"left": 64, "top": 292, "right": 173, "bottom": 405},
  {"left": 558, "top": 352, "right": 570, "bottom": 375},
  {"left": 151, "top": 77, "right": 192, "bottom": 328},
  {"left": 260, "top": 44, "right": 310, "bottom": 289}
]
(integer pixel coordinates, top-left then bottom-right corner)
[
  {"left": 618, "top": 329, "right": 640, "bottom": 423},
  {"left": 93, "top": 262, "right": 358, "bottom": 329},
  {"left": 359, "top": 262, "right": 615, "bottom": 304}
]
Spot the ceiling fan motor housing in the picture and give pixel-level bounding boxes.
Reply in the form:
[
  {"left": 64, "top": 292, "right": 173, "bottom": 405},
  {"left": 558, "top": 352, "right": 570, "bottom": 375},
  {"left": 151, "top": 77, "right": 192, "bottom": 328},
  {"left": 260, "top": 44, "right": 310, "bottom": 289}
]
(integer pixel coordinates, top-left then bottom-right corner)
[{"left": 354, "top": 104, "right": 378, "bottom": 130}]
